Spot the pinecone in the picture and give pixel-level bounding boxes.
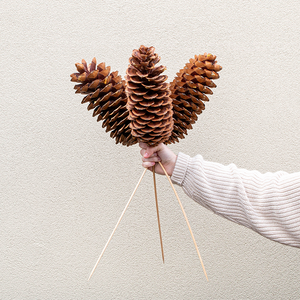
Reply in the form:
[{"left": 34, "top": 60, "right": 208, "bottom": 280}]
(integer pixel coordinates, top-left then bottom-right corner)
[
  {"left": 125, "top": 46, "right": 174, "bottom": 147},
  {"left": 167, "top": 53, "right": 222, "bottom": 144},
  {"left": 70, "top": 58, "right": 137, "bottom": 146}
]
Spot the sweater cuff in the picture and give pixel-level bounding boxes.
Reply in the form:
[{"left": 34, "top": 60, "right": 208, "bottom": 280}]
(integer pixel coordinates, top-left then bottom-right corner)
[{"left": 171, "top": 152, "right": 191, "bottom": 186}]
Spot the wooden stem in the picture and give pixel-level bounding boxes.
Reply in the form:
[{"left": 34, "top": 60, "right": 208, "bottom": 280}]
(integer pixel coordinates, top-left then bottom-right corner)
[
  {"left": 153, "top": 167, "right": 164, "bottom": 263},
  {"left": 158, "top": 162, "right": 208, "bottom": 281},
  {"left": 88, "top": 168, "right": 147, "bottom": 281}
]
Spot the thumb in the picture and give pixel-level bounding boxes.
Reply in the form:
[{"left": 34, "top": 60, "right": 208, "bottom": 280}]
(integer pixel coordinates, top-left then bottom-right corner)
[{"left": 144, "top": 144, "right": 163, "bottom": 158}]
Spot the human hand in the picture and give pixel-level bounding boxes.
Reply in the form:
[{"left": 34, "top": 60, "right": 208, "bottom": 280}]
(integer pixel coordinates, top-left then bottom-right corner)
[{"left": 139, "top": 142, "right": 177, "bottom": 176}]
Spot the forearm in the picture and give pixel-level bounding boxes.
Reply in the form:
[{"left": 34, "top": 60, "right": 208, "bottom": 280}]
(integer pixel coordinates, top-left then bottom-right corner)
[{"left": 171, "top": 152, "right": 300, "bottom": 248}]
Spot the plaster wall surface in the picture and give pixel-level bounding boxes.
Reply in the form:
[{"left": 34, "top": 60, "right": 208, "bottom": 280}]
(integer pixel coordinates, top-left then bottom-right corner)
[{"left": 1, "top": 0, "right": 300, "bottom": 299}]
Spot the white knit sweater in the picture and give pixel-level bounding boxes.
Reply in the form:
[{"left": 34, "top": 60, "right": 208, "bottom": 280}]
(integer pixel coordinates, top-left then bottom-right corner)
[{"left": 171, "top": 152, "right": 300, "bottom": 248}]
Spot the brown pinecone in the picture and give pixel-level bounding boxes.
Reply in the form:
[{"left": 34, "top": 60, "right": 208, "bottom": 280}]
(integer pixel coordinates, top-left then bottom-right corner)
[
  {"left": 70, "top": 58, "right": 137, "bottom": 146},
  {"left": 167, "top": 53, "right": 222, "bottom": 144},
  {"left": 125, "top": 46, "right": 174, "bottom": 146}
]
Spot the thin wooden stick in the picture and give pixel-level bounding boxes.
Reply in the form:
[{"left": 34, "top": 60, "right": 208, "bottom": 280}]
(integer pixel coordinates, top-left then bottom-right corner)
[
  {"left": 153, "top": 167, "right": 164, "bottom": 263},
  {"left": 88, "top": 168, "right": 147, "bottom": 281},
  {"left": 158, "top": 162, "right": 208, "bottom": 281}
]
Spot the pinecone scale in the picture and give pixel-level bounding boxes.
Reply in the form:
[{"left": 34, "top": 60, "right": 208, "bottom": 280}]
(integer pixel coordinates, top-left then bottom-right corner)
[
  {"left": 70, "top": 58, "right": 137, "bottom": 146},
  {"left": 125, "top": 46, "right": 173, "bottom": 146},
  {"left": 167, "top": 53, "right": 222, "bottom": 144}
]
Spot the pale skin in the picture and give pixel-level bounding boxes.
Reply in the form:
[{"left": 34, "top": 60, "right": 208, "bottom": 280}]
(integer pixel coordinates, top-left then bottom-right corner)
[
  {"left": 140, "top": 141, "right": 209, "bottom": 279},
  {"left": 139, "top": 142, "right": 177, "bottom": 176}
]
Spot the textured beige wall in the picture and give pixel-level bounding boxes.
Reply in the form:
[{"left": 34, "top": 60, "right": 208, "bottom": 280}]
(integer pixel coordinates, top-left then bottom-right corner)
[{"left": 1, "top": 0, "right": 300, "bottom": 299}]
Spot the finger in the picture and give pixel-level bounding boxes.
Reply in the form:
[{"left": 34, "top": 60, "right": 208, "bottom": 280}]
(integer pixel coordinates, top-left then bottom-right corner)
[
  {"left": 144, "top": 144, "right": 162, "bottom": 158},
  {"left": 140, "top": 142, "right": 156, "bottom": 157},
  {"left": 140, "top": 149, "right": 159, "bottom": 159},
  {"left": 144, "top": 151, "right": 158, "bottom": 158},
  {"left": 146, "top": 152, "right": 158, "bottom": 158},
  {"left": 140, "top": 148, "right": 157, "bottom": 156},
  {"left": 142, "top": 161, "right": 155, "bottom": 169},
  {"left": 139, "top": 142, "right": 148, "bottom": 149},
  {"left": 142, "top": 156, "right": 161, "bottom": 163}
]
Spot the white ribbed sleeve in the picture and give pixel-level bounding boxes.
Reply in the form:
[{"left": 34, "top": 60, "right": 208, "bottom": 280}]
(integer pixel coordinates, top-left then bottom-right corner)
[{"left": 171, "top": 152, "right": 300, "bottom": 248}]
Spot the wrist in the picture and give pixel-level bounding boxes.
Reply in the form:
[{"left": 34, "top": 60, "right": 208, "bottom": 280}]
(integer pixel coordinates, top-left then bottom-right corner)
[{"left": 167, "top": 154, "right": 177, "bottom": 176}]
